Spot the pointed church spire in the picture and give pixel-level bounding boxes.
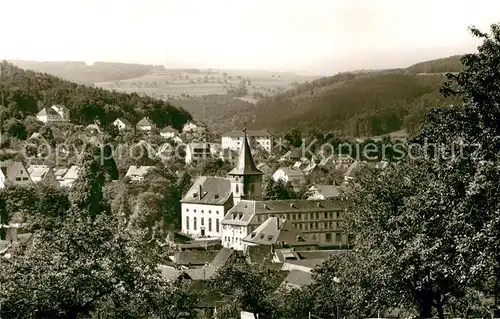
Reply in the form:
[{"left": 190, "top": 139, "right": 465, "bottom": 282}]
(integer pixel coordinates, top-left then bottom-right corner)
[{"left": 228, "top": 129, "right": 263, "bottom": 176}]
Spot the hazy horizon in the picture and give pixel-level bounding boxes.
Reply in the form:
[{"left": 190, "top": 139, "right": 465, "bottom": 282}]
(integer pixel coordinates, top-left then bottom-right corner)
[{"left": 2, "top": 0, "right": 499, "bottom": 75}]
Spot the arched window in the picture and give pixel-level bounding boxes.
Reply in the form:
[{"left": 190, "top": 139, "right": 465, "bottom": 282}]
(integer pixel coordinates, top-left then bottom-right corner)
[
  {"left": 208, "top": 218, "right": 212, "bottom": 232},
  {"left": 250, "top": 183, "right": 254, "bottom": 193},
  {"left": 235, "top": 184, "right": 239, "bottom": 193},
  {"left": 216, "top": 219, "right": 220, "bottom": 232},
  {"left": 193, "top": 217, "right": 197, "bottom": 230},
  {"left": 186, "top": 216, "right": 189, "bottom": 230}
]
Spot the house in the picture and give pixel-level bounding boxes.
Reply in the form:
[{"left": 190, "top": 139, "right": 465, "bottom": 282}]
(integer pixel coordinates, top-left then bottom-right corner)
[
  {"left": 242, "top": 217, "right": 308, "bottom": 253},
  {"left": 181, "top": 177, "right": 234, "bottom": 239},
  {"left": 272, "top": 167, "right": 305, "bottom": 184},
  {"left": 332, "top": 154, "right": 356, "bottom": 169},
  {"left": 185, "top": 143, "right": 212, "bottom": 164},
  {"left": 60, "top": 165, "right": 80, "bottom": 188},
  {"left": 221, "top": 130, "right": 273, "bottom": 153},
  {"left": 113, "top": 118, "right": 132, "bottom": 131},
  {"left": 124, "top": 165, "right": 154, "bottom": 182},
  {"left": 256, "top": 163, "right": 273, "bottom": 176},
  {"left": 170, "top": 250, "right": 219, "bottom": 268},
  {"left": 182, "top": 120, "right": 207, "bottom": 134},
  {"left": 307, "top": 185, "right": 341, "bottom": 200},
  {"left": 136, "top": 117, "right": 154, "bottom": 131},
  {"left": 27, "top": 165, "right": 57, "bottom": 183},
  {"left": 279, "top": 270, "right": 313, "bottom": 290},
  {"left": 160, "top": 126, "right": 179, "bottom": 139},
  {"left": 221, "top": 200, "right": 256, "bottom": 251},
  {"left": 36, "top": 105, "right": 70, "bottom": 123},
  {"left": 0, "top": 161, "right": 31, "bottom": 188},
  {"left": 281, "top": 258, "right": 326, "bottom": 273},
  {"left": 53, "top": 167, "right": 68, "bottom": 184},
  {"left": 279, "top": 148, "right": 302, "bottom": 162}
]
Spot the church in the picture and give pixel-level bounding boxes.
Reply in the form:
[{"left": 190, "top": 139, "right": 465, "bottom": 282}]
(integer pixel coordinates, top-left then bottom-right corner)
[{"left": 180, "top": 131, "right": 348, "bottom": 251}]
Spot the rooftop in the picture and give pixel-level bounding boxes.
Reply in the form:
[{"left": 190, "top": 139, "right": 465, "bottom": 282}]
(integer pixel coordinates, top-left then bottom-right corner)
[
  {"left": 228, "top": 131, "right": 263, "bottom": 176},
  {"left": 243, "top": 217, "right": 307, "bottom": 246},
  {"left": 223, "top": 130, "right": 272, "bottom": 138},
  {"left": 181, "top": 176, "right": 232, "bottom": 205}
]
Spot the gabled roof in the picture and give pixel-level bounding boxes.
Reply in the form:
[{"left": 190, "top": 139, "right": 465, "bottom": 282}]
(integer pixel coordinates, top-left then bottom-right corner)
[
  {"left": 125, "top": 165, "right": 154, "bottom": 178},
  {"left": 181, "top": 176, "right": 232, "bottom": 205},
  {"left": 280, "top": 148, "right": 302, "bottom": 160},
  {"left": 53, "top": 167, "right": 68, "bottom": 178},
  {"left": 185, "top": 120, "right": 207, "bottom": 127},
  {"left": 281, "top": 270, "right": 313, "bottom": 288},
  {"left": 228, "top": 131, "right": 262, "bottom": 176},
  {"left": 63, "top": 165, "right": 80, "bottom": 180},
  {"left": 243, "top": 217, "right": 306, "bottom": 246},
  {"left": 27, "top": 165, "right": 51, "bottom": 178},
  {"left": 114, "top": 117, "right": 132, "bottom": 127},
  {"left": 37, "top": 107, "right": 60, "bottom": 117},
  {"left": 222, "top": 200, "right": 256, "bottom": 226},
  {"left": 51, "top": 104, "right": 69, "bottom": 112},
  {"left": 256, "top": 162, "right": 273, "bottom": 175},
  {"left": 223, "top": 130, "right": 272, "bottom": 138},
  {"left": 172, "top": 250, "right": 219, "bottom": 266},
  {"left": 275, "top": 167, "right": 305, "bottom": 178},
  {"left": 210, "top": 248, "right": 234, "bottom": 269},
  {"left": 136, "top": 117, "right": 154, "bottom": 127},
  {"left": 85, "top": 124, "right": 101, "bottom": 133},
  {"left": 158, "top": 264, "right": 192, "bottom": 281}
]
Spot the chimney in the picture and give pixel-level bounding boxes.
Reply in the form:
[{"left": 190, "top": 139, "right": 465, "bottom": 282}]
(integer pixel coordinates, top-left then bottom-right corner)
[{"left": 198, "top": 185, "right": 202, "bottom": 200}]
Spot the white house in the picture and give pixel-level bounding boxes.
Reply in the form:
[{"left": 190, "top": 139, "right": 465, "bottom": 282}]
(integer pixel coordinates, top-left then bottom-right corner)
[
  {"left": 113, "top": 118, "right": 132, "bottom": 131},
  {"left": 185, "top": 143, "right": 212, "bottom": 164},
  {"left": 125, "top": 165, "right": 154, "bottom": 182},
  {"left": 60, "top": 165, "right": 80, "bottom": 188},
  {"left": 221, "top": 130, "right": 273, "bottom": 153},
  {"left": 221, "top": 200, "right": 256, "bottom": 251},
  {"left": 27, "top": 165, "right": 56, "bottom": 183},
  {"left": 0, "top": 161, "right": 32, "bottom": 188},
  {"left": 182, "top": 120, "right": 207, "bottom": 134},
  {"left": 160, "top": 126, "right": 179, "bottom": 139},
  {"left": 272, "top": 167, "right": 305, "bottom": 183},
  {"left": 36, "top": 104, "right": 70, "bottom": 123},
  {"left": 136, "top": 117, "right": 154, "bottom": 131},
  {"left": 180, "top": 176, "right": 234, "bottom": 239}
]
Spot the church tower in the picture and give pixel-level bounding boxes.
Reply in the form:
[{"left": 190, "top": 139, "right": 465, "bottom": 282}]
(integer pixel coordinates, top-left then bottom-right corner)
[{"left": 228, "top": 129, "right": 263, "bottom": 204}]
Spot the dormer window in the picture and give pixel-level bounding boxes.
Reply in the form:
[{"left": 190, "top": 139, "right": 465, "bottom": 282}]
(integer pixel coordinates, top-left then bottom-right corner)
[
  {"left": 193, "top": 193, "right": 198, "bottom": 198},
  {"left": 251, "top": 232, "right": 256, "bottom": 238},
  {"left": 260, "top": 234, "right": 265, "bottom": 240},
  {"left": 267, "top": 235, "right": 273, "bottom": 241}
]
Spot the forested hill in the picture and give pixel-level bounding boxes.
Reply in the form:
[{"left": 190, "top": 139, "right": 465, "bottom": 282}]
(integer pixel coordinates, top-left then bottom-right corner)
[
  {"left": 0, "top": 61, "right": 192, "bottom": 129},
  {"left": 7, "top": 60, "right": 163, "bottom": 85},
  {"left": 248, "top": 55, "right": 464, "bottom": 137}
]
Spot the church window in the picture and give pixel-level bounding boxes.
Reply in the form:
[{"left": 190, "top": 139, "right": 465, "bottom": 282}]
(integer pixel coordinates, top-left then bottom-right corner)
[
  {"left": 186, "top": 216, "right": 189, "bottom": 230},
  {"left": 235, "top": 184, "right": 239, "bottom": 193}
]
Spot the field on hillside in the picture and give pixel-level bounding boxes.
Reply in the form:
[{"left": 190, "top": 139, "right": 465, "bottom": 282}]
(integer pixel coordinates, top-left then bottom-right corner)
[{"left": 94, "top": 69, "right": 318, "bottom": 101}]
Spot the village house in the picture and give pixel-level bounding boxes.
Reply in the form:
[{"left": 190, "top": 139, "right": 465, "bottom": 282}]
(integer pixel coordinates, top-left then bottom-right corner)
[
  {"left": 272, "top": 167, "right": 305, "bottom": 184},
  {"left": 242, "top": 217, "right": 308, "bottom": 253},
  {"left": 160, "top": 126, "right": 179, "bottom": 139},
  {"left": 256, "top": 162, "right": 273, "bottom": 176},
  {"left": 0, "top": 161, "right": 31, "bottom": 188},
  {"left": 279, "top": 148, "right": 303, "bottom": 162},
  {"left": 60, "top": 165, "right": 80, "bottom": 188},
  {"left": 112, "top": 117, "right": 132, "bottom": 131},
  {"left": 124, "top": 165, "right": 154, "bottom": 182},
  {"left": 182, "top": 120, "right": 207, "bottom": 134},
  {"left": 221, "top": 130, "right": 273, "bottom": 153},
  {"left": 185, "top": 142, "right": 212, "bottom": 164},
  {"left": 84, "top": 122, "right": 102, "bottom": 135},
  {"left": 36, "top": 104, "right": 70, "bottom": 123},
  {"left": 181, "top": 177, "right": 234, "bottom": 239},
  {"left": 27, "top": 165, "right": 57, "bottom": 183},
  {"left": 219, "top": 148, "right": 239, "bottom": 167},
  {"left": 53, "top": 167, "right": 68, "bottom": 184},
  {"left": 136, "top": 117, "right": 154, "bottom": 131}
]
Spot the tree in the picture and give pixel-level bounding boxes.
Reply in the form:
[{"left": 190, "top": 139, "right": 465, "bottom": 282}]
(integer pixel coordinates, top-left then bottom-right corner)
[
  {"left": 0, "top": 210, "right": 165, "bottom": 319},
  {"left": 128, "top": 191, "right": 165, "bottom": 243},
  {"left": 176, "top": 171, "right": 192, "bottom": 197},
  {"left": 2, "top": 118, "right": 27, "bottom": 140},
  {"left": 69, "top": 149, "right": 109, "bottom": 218},
  {"left": 262, "top": 178, "right": 300, "bottom": 200},
  {"left": 284, "top": 129, "right": 302, "bottom": 148},
  {"left": 210, "top": 254, "right": 283, "bottom": 319}
]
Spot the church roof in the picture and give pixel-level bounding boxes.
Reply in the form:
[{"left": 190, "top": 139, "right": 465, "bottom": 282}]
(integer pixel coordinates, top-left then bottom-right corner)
[{"left": 228, "top": 131, "right": 263, "bottom": 176}]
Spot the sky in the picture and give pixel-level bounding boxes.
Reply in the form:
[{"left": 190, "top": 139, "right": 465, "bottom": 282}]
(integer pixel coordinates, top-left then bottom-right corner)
[{"left": 2, "top": 0, "right": 499, "bottom": 74}]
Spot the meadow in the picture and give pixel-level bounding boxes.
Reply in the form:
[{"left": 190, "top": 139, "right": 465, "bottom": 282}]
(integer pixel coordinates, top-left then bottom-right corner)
[{"left": 94, "top": 69, "right": 318, "bottom": 102}]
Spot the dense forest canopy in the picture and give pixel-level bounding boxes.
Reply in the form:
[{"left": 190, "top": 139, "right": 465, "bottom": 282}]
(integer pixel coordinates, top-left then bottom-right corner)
[
  {"left": 0, "top": 61, "right": 192, "bottom": 130},
  {"left": 247, "top": 56, "right": 464, "bottom": 137}
]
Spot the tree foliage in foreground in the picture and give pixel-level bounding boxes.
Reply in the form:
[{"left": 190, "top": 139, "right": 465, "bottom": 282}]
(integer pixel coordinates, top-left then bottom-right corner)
[{"left": 309, "top": 23, "right": 500, "bottom": 319}]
